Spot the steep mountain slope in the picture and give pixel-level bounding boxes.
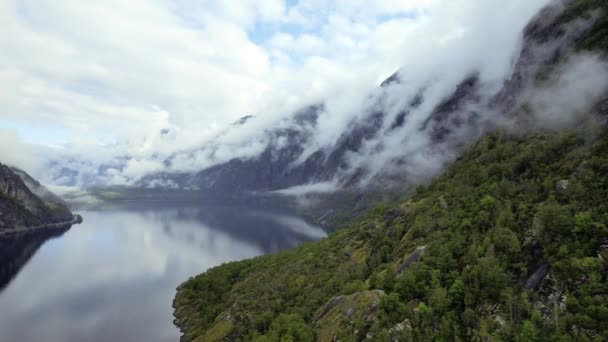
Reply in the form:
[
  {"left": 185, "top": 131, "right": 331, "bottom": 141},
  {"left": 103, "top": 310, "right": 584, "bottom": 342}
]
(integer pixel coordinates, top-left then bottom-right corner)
[
  {"left": 0, "top": 163, "right": 73, "bottom": 232},
  {"left": 147, "top": 0, "right": 608, "bottom": 198},
  {"left": 174, "top": 118, "right": 608, "bottom": 341},
  {"left": 9, "top": 166, "right": 70, "bottom": 215},
  {"left": 173, "top": 1, "right": 608, "bottom": 341},
  {"left": 156, "top": 0, "right": 608, "bottom": 231}
]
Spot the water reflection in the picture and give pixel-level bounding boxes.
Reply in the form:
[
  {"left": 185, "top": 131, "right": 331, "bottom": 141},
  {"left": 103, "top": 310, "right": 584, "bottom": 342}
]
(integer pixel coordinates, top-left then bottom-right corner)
[
  {"left": 0, "top": 227, "right": 70, "bottom": 291},
  {"left": 0, "top": 205, "right": 326, "bottom": 342}
]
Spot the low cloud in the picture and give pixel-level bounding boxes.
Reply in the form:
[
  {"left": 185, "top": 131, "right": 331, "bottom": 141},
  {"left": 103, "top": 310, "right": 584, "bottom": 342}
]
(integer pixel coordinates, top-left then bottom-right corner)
[
  {"left": 0, "top": 128, "right": 48, "bottom": 172},
  {"left": 273, "top": 181, "right": 340, "bottom": 196},
  {"left": 7, "top": 0, "right": 590, "bottom": 194},
  {"left": 527, "top": 54, "right": 608, "bottom": 130}
]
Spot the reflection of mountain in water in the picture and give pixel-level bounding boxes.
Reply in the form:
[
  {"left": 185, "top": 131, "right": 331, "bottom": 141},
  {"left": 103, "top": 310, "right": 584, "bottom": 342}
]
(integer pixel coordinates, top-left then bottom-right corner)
[
  {"left": 0, "top": 206, "right": 325, "bottom": 342},
  {"left": 0, "top": 227, "right": 70, "bottom": 292},
  {"left": 134, "top": 204, "right": 327, "bottom": 254}
]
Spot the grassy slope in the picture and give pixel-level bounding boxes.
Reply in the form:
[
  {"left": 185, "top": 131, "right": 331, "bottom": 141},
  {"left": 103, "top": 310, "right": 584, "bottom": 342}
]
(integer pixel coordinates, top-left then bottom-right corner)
[{"left": 174, "top": 124, "right": 608, "bottom": 341}]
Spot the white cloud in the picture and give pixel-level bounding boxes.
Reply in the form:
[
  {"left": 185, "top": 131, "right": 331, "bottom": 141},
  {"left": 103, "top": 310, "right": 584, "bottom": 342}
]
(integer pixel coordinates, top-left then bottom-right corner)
[
  {"left": 0, "top": 128, "right": 43, "bottom": 171},
  {"left": 527, "top": 54, "right": 608, "bottom": 129},
  {"left": 0, "top": 0, "right": 554, "bottom": 187}
]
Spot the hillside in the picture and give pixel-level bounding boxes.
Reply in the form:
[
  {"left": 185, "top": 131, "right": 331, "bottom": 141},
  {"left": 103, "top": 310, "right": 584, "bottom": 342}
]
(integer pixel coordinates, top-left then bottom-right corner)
[
  {"left": 0, "top": 163, "right": 74, "bottom": 232},
  {"left": 171, "top": 2, "right": 608, "bottom": 339},
  {"left": 174, "top": 118, "right": 608, "bottom": 341},
  {"left": 170, "top": 1, "right": 608, "bottom": 340}
]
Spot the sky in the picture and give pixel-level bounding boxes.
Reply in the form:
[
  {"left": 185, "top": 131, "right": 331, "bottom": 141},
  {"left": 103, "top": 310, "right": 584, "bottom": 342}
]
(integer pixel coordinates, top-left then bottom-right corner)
[{"left": 0, "top": 0, "right": 556, "bottom": 187}]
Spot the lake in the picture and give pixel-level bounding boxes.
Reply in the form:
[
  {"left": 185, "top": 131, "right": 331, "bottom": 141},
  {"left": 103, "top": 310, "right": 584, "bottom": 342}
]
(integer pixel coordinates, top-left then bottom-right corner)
[{"left": 0, "top": 205, "right": 327, "bottom": 342}]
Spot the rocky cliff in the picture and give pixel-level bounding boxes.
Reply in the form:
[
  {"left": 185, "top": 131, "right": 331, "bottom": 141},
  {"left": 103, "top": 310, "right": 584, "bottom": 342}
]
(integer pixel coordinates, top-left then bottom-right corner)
[{"left": 0, "top": 163, "right": 73, "bottom": 232}]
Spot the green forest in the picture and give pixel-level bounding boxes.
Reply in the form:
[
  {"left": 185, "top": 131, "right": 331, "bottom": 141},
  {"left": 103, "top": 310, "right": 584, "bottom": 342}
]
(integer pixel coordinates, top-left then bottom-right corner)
[{"left": 174, "top": 123, "right": 608, "bottom": 341}]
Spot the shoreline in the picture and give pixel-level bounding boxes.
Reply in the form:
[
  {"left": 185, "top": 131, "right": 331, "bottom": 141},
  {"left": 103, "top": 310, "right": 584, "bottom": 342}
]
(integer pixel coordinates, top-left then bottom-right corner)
[{"left": 0, "top": 214, "right": 83, "bottom": 237}]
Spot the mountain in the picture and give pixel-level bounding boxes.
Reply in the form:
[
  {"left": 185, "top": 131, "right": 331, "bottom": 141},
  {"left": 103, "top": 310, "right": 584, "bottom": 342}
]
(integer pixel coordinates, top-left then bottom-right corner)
[
  {"left": 50, "top": 0, "right": 607, "bottom": 211},
  {"left": 9, "top": 166, "right": 70, "bottom": 213},
  {"left": 0, "top": 163, "right": 75, "bottom": 233},
  {"left": 147, "top": 0, "right": 608, "bottom": 230},
  {"left": 173, "top": 0, "right": 608, "bottom": 341},
  {"left": 173, "top": 116, "right": 608, "bottom": 342},
  {"left": 143, "top": 0, "right": 607, "bottom": 196}
]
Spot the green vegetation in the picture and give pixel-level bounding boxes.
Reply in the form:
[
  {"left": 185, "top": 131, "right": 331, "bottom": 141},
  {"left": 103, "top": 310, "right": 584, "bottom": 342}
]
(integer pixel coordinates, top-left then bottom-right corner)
[
  {"left": 174, "top": 123, "right": 608, "bottom": 341},
  {"left": 300, "top": 187, "right": 411, "bottom": 230}
]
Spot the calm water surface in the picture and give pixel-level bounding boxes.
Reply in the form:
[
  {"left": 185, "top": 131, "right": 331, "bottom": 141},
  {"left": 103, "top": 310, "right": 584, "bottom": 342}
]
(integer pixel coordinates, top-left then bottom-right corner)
[{"left": 0, "top": 205, "right": 326, "bottom": 342}]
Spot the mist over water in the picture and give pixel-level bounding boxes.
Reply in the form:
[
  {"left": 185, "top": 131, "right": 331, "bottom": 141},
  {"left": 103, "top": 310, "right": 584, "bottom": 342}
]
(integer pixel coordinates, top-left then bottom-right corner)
[{"left": 0, "top": 206, "right": 325, "bottom": 342}]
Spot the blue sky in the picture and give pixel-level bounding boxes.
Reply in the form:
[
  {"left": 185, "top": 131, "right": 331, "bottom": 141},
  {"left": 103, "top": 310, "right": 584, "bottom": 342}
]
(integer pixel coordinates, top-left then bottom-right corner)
[{"left": 0, "top": 120, "right": 67, "bottom": 146}]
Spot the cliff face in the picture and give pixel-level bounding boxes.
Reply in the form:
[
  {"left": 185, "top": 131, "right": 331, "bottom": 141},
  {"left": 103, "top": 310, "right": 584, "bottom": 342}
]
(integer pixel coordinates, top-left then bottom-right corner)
[
  {"left": 10, "top": 167, "right": 69, "bottom": 211},
  {"left": 0, "top": 163, "right": 72, "bottom": 232}
]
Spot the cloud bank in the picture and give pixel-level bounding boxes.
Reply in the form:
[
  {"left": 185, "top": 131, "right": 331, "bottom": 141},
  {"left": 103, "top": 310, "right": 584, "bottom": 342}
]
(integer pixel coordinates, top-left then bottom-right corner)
[{"left": 6, "top": 0, "right": 602, "bottom": 192}]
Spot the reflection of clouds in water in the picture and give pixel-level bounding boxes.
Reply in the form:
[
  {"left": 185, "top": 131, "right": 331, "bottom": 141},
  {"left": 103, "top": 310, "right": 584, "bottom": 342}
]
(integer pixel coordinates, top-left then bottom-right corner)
[{"left": 0, "top": 207, "right": 320, "bottom": 342}]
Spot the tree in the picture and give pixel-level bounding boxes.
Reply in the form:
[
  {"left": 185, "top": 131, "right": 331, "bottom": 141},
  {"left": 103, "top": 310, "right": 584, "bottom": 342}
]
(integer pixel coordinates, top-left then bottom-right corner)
[
  {"left": 519, "top": 320, "right": 537, "bottom": 342},
  {"left": 573, "top": 211, "right": 593, "bottom": 234},
  {"left": 480, "top": 195, "right": 497, "bottom": 211},
  {"left": 380, "top": 292, "right": 401, "bottom": 314},
  {"left": 535, "top": 203, "right": 572, "bottom": 242},
  {"left": 492, "top": 226, "right": 521, "bottom": 261},
  {"left": 429, "top": 287, "right": 450, "bottom": 314},
  {"left": 255, "top": 314, "right": 313, "bottom": 342},
  {"left": 448, "top": 279, "right": 465, "bottom": 311}
]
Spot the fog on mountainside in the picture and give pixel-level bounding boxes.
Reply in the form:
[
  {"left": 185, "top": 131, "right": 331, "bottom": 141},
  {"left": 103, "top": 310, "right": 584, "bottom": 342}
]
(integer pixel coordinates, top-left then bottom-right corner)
[
  {"left": 4, "top": 0, "right": 608, "bottom": 202},
  {"left": 3, "top": 0, "right": 556, "bottom": 191},
  {"left": 138, "top": 0, "right": 608, "bottom": 197}
]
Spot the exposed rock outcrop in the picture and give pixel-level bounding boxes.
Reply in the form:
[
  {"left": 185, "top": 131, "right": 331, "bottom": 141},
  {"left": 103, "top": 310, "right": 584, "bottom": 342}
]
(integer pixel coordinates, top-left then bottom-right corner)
[
  {"left": 556, "top": 179, "right": 570, "bottom": 194},
  {"left": 525, "top": 262, "right": 550, "bottom": 290},
  {"left": 314, "top": 290, "right": 384, "bottom": 341},
  {"left": 397, "top": 246, "right": 426, "bottom": 275}
]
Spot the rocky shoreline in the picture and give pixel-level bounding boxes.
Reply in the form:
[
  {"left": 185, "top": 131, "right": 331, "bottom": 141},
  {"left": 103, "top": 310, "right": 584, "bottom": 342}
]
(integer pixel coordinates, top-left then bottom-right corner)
[{"left": 0, "top": 214, "right": 83, "bottom": 237}]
